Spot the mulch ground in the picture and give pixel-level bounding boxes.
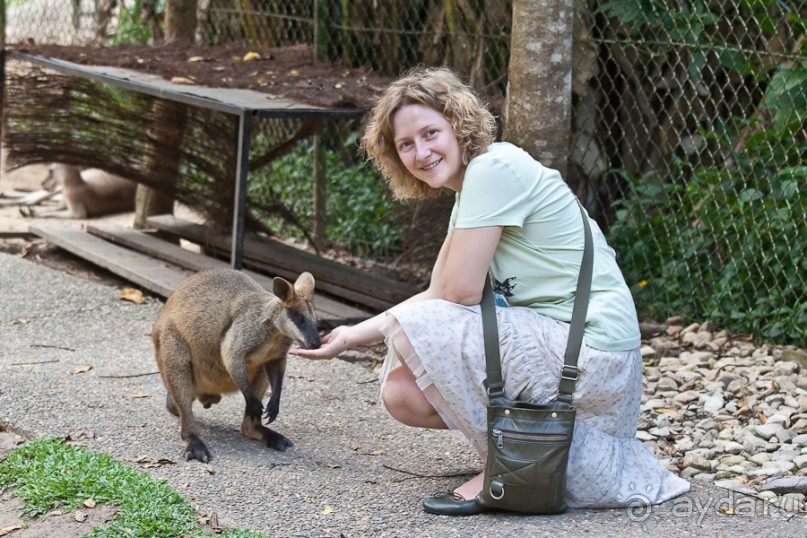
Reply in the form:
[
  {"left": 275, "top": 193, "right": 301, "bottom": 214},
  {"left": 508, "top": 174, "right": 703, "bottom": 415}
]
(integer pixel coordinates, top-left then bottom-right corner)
[{"left": 10, "top": 42, "right": 394, "bottom": 109}]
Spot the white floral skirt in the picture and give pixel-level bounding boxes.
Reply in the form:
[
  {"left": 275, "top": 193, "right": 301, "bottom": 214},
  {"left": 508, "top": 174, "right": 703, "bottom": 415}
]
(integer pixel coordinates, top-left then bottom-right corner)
[{"left": 379, "top": 299, "right": 690, "bottom": 508}]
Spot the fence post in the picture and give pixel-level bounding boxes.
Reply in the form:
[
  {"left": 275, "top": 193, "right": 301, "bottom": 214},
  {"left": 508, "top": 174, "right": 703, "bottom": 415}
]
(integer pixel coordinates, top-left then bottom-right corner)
[
  {"left": 312, "top": 132, "right": 327, "bottom": 247},
  {"left": 313, "top": 0, "right": 328, "bottom": 62}
]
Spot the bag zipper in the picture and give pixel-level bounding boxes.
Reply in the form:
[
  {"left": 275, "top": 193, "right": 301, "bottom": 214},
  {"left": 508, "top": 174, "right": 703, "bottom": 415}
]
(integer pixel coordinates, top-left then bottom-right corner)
[{"left": 492, "top": 428, "right": 569, "bottom": 449}]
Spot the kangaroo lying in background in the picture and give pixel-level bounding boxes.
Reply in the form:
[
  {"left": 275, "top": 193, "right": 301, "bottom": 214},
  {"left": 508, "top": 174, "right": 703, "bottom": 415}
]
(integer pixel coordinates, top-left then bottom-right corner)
[
  {"left": 30, "top": 163, "right": 137, "bottom": 218},
  {"left": 152, "top": 269, "right": 321, "bottom": 463}
]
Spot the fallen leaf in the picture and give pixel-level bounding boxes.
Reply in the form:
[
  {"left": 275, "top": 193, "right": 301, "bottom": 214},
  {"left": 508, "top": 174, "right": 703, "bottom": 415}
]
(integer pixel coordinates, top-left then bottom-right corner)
[
  {"left": 243, "top": 51, "right": 261, "bottom": 61},
  {"left": 67, "top": 430, "right": 95, "bottom": 441},
  {"left": 289, "top": 69, "right": 301, "bottom": 77},
  {"left": 187, "top": 56, "right": 206, "bottom": 62},
  {"left": 72, "top": 365, "right": 92, "bottom": 374},
  {"left": 125, "top": 393, "right": 151, "bottom": 399},
  {"left": 757, "top": 412, "right": 767, "bottom": 424},
  {"left": 83, "top": 498, "right": 96, "bottom": 508},
  {"left": 122, "top": 455, "right": 175, "bottom": 467},
  {"left": 322, "top": 505, "right": 333, "bottom": 515},
  {"left": 120, "top": 288, "right": 145, "bottom": 304},
  {"left": 0, "top": 524, "right": 23, "bottom": 536},
  {"left": 370, "top": 449, "right": 384, "bottom": 456},
  {"left": 74, "top": 511, "right": 87, "bottom": 522},
  {"left": 170, "top": 76, "right": 197, "bottom": 85},
  {"left": 328, "top": 463, "right": 341, "bottom": 469},
  {"left": 717, "top": 505, "right": 738, "bottom": 515}
]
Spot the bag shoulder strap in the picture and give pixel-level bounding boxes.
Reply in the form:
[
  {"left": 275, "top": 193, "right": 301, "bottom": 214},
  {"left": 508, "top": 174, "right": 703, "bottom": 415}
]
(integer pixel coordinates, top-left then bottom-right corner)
[{"left": 482, "top": 200, "right": 593, "bottom": 407}]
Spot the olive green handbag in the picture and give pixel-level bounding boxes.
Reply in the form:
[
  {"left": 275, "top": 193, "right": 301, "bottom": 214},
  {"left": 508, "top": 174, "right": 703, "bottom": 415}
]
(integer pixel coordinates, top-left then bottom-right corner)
[{"left": 477, "top": 201, "right": 593, "bottom": 514}]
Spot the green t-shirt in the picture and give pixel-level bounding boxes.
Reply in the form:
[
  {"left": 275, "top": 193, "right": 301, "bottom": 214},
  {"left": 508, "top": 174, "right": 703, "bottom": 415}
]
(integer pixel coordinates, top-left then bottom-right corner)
[{"left": 449, "top": 142, "right": 640, "bottom": 351}]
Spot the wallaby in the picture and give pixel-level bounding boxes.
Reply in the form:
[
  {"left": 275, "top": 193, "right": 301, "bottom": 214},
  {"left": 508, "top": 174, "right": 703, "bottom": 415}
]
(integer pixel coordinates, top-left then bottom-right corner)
[
  {"left": 30, "top": 163, "right": 136, "bottom": 218},
  {"left": 152, "top": 269, "right": 321, "bottom": 463}
]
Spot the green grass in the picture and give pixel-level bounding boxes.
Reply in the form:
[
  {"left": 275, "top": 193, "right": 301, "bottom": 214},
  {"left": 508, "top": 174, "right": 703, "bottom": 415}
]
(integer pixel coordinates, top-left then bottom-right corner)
[{"left": 0, "top": 436, "right": 264, "bottom": 537}]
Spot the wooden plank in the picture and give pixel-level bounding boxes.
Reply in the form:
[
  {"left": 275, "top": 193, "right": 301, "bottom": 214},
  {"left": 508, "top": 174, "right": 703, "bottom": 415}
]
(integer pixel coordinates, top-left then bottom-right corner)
[
  {"left": 86, "top": 223, "right": 371, "bottom": 325},
  {"left": 29, "top": 224, "right": 188, "bottom": 298},
  {"left": 145, "top": 215, "right": 420, "bottom": 309}
]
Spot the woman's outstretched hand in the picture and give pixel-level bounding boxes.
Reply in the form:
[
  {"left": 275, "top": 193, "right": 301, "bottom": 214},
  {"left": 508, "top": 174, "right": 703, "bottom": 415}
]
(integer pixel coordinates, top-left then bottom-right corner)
[{"left": 289, "top": 325, "right": 351, "bottom": 360}]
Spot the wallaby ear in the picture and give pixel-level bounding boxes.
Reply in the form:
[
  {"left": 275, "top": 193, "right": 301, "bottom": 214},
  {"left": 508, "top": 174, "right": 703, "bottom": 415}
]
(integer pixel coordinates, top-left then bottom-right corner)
[
  {"left": 272, "top": 277, "right": 295, "bottom": 306},
  {"left": 294, "top": 272, "right": 315, "bottom": 300}
]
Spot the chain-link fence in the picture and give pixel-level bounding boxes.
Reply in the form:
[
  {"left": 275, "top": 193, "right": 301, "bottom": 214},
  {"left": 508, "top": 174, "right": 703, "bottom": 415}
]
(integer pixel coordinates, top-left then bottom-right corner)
[{"left": 2, "top": 0, "right": 804, "bottom": 344}]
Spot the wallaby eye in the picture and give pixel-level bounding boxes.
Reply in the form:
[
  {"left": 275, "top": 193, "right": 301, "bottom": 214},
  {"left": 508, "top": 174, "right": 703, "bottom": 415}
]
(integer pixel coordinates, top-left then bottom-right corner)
[{"left": 287, "top": 309, "right": 305, "bottom": 325}]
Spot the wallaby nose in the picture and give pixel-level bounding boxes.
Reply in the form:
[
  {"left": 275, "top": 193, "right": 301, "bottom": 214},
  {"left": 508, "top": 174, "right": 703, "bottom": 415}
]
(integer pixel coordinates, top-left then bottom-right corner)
[{"left": 299, "top": 328, "right": 321, "bottom": 350}]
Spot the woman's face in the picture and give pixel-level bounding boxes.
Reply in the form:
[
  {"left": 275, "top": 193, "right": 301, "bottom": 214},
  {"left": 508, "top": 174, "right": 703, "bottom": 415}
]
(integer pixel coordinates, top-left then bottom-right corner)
[{"left": 392, "top": 103, "right": 464, "bottom": 192}]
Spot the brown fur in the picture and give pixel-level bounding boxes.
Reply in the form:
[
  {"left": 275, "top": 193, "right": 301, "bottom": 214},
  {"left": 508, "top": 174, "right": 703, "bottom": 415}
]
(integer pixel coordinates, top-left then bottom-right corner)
[
  {"left": 152, "top": 269, "right": 320, "bottom": 462},
  {"left": 34, "top": 163, "right": 136, "bottom": 218}
]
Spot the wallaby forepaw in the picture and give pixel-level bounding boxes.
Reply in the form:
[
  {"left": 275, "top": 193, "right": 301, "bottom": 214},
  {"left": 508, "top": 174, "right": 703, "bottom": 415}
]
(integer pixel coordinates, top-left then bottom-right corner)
[
  {"left": 184, "top": 438, "right": 212, "bottom": 463},
  {"left": 263, "top": 402, "right": 279, "bottom": 423},
  {"left": 264, "top": 430, "right": 293, "bottom": 452}
]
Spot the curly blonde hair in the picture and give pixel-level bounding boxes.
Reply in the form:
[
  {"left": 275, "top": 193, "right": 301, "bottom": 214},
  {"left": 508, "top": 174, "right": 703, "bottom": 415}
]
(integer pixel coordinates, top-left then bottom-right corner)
[{"left": 360, "top": 67, "right": 497, "bottom": 200}]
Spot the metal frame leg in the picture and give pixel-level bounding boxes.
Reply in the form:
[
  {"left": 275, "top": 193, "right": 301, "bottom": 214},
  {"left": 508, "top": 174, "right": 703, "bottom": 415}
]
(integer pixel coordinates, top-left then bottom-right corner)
[{"left": 231, "top": 110, "right": 253, "bottom": 269}]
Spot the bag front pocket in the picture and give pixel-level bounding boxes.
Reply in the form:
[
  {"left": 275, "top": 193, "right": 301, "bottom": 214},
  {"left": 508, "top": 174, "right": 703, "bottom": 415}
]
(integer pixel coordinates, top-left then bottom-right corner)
[{"left": 489, "top": 428, "right": 571, "bottom": 488}]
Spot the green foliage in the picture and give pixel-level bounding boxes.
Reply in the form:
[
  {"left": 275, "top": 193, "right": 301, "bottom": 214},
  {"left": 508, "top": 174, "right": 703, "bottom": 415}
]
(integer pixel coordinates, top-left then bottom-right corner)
[
  {"left": 104, "top": 0, "right": 164, "bottom": 45},
  {"left": 0, "top": 437, "right": 263, "bottom": 537},
  {"left": 608, "top": 113, "right": 806, "bottom": 345},
  {"left": 249, "top": 136, "right": 404, "bottom": 259}
]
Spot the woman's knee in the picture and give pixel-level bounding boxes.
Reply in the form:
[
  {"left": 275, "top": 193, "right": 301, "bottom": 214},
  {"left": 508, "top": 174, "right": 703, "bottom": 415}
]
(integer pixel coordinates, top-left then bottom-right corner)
[
  {"left": 382, "top": 367, "right": 438, "bottom": 427},
  {"left": 381, "top": 367, "right": 415, "bottom": 414}
]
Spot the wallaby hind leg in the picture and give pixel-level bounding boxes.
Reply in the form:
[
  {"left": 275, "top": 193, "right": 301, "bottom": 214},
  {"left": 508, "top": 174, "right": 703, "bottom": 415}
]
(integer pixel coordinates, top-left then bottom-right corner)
[
  {"left": 156, "top": 328, "right": 212, "bottom": 463},
  {"left": 241, "top": 367, "right": 293, "bottom": 452}
]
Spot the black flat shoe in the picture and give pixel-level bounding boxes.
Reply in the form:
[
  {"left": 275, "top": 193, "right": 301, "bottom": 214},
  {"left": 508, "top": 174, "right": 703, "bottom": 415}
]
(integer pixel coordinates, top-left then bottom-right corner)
[{"left": 422, "top": 492, "right": 492, "bottom": 516}]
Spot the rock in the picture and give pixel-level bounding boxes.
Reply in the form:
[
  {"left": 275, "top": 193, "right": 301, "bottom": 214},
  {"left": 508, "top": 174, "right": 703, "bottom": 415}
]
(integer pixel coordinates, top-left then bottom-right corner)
[
  {"left": 759, "top": 476, "right": 807, "bottom": 495},
  {"left": 719, "top": 455, "right": 747, "bottom": 467},
  {"left": 658, "top": 357, "right": 682, "bottom": 371},
  {"left": 771, "top": 446, "right": 801, "bottom": 462},
  {"left": 792, "top": 433, "right": 807, "bottom": 447},
  {"left": 683, "top": 331, "right": 713, "bottom": 348},
  {"left": 656, "top": 377, "right": 679, "bottom": 391},
  {"left": 745, "top": 467, "right": 787, "bottom": 480},
  {"left": 714, "top": 479, "right": 756, "bottom": 495},
  {"left": 726, "top": 377, "right": 747, "bottom": 394},
  {"left": 754, "top": 423, "right": 788, "bottom": 441},
  {"left": 779, "top": 493, "right": 806, "bottom": 513},
  {"left": 742, "top": 433, "right": 768, "bottom": 453},
  {"left": 781, "top": 348, "right": 807, "bottom": 369},
  {"left": 682, "top": 451, "right": 713, "bottom": 471},
  {"left": 762, "top": 460, "right": 798, "bottom": 473},
  {"left": 703, "top": 392, "right": 725, "bottom": 415},
  {"left": 640, "top": 345, "right": 657, "bottom": 359},
  {"left": 792, "top": 418, "right": 807, "bottom": 434},
  {"left": 756, "top": 490, "right": 778, "bottom": 502},
  {"left": 674, "top": 390, "right": 700, "bottom": 404},
  {"left": 773, "top": 360, "right": 800, "bottom": 376},
  {"left": 793, "top": 455, "right": 807, "bottom": 470},
  {"left": 635, "top": 430, "right": 654, "bottom": 442},
  {"left": 749, "top": 452, "right": 772, "bottom": 465}
]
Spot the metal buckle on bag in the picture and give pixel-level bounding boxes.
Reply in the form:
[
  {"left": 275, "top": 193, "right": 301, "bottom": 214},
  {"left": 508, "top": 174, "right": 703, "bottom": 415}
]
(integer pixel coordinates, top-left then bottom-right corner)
[
  {"left": 561, "top": 365, "right": 579, "bottom": 381},
  {"left": 489, "top": 479, "right": 505, "bottom": 500}
]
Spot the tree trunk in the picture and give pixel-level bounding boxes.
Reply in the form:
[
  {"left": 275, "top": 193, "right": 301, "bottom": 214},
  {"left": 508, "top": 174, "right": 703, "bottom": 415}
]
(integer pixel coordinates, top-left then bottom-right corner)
[
  {"left": 134, "top": 0, "right": 198, "bottom": 229},
  {"left": 503, "top": 0, "right": 574, "bottom": 177},
  {"left": 164, "top": 0, "right": 198, "bottom": 43}
]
